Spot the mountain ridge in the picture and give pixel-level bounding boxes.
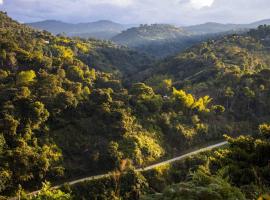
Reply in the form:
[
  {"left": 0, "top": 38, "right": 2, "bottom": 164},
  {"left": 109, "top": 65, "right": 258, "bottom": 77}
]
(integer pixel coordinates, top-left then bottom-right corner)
[
  {"left": 28, "top": 18, "right": 270, "bottom": 39},
  {"left": 27, "top": 19, "right": 135, "bottom": 39},
  {"left": 112, "top": 24, "right": 190, "bottom": 47},
  {"left": 184, "top": 19, "right": 270, "bottom": 34}
]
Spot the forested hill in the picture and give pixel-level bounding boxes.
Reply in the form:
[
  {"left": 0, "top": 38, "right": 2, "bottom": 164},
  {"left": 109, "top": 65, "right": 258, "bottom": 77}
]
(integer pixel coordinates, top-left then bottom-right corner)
[
  {"left": 1, "top": 11, "right": 270, "bottom": 200},
  {"left": 0, "top": 11, "right": 153, "bottom": 75},
  {"left": 138, "top": 27, "right": 270, "bottom": 200},
  {"left": 134, "top": 25, "right": 270, "bottom": 122},
  {"left": 111, "top": 24, "right": 228, "bottom": 58},
  {"left": 0, "top": 11, "right": 230, "bottom": 198},
  {"left": 112, "top": 24, "right": 190, "bottom": 47}
]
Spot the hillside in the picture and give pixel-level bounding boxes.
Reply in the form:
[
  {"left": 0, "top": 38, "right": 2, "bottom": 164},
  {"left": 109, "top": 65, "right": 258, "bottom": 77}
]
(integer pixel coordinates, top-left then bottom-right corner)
[
  {"left": 142, "top": 131, "right": 270, "bottom": 200},
  {"left": 1, "top": 12, "right": 270, "bottom": 200},
  {"left": 112, "top": 24, "right": 207, "bottom": 58},
  {"left": 111, "top": 19, "right": 270, "bottom": 58},
  {"left": 134, "top": 25, "right": 270, "bottom": 127},
  {"left": 28, "top": 20, "right": 133, "bottom": 40},
  {"left": 76, "top": 39, "right": 153, "bottom": 75},
  {"left": 137, "top": 24, "right": 270, "bottom": 200},
  {"left": 27, "top": 21, "right": 153, "bottom": 75},
  {"left": 112, "top": 24, "right": 189, "bottom": 46},
  {"left": 0, "top": 12, "right": 231, "bottom": 198}
]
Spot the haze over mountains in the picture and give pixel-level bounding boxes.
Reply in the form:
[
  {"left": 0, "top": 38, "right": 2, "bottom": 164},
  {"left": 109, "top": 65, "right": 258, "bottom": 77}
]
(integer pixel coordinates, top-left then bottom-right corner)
[
  {"left": 27, "top": 18, "right": 270, "bottom": 58},
  {"left": 112, "top": 24, "right": 190, "bottom": 46},
  {"left": 111, "top": 24, "right": 204, "bottom": 57},
  {"left": 28, "top": 18, "right": 270, "bottom": 40},
  {"left": 28, "top": 20, "right": 135, "bottom": 40},
  {"left": 184, "top": 19, "right": 270, "bottom": 34}
]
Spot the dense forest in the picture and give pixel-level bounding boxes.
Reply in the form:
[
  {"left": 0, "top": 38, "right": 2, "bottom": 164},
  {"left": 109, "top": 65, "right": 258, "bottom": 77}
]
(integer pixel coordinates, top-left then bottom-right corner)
[
  {"left": 142, "top": 124, "right": 270, "bottom": 199},
  {"left": 0, "top": 11, "right": 270, "bottom": 200},
  {"left": 134, "top": 25, "right": 270, "bottom": 131}
]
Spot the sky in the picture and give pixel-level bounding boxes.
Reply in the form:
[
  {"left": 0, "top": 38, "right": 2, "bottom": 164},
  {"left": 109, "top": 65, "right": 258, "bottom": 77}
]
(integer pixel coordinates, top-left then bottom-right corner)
[{"left": 0, "top": 0, "right": 270, "bottom": 25}]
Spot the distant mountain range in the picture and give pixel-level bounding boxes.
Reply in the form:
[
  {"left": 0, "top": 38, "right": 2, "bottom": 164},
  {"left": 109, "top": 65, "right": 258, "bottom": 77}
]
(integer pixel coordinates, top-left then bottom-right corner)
[
  {"left": 28, "top": 18, "right": 270, "bottom": 41},
  {"left": 183, "top": 19, "right": 270, "bottom": 35},
  {"left": 109, "top": 19, "right": 270, "bottom": 57},
  {"left": 27, "top": 20, "right": 135, "bottom": 40},
  {"left": 27, "top": 18, "right": 270, "bottom": 58},
  {"left": 112, "top": 19, "right": 270, "bottom": 46}
]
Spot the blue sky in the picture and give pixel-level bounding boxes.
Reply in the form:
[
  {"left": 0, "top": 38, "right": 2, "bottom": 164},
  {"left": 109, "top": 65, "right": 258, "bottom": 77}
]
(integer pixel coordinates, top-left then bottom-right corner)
[{"left": 1, "top": 0, "right": 270, "bottom": 25}]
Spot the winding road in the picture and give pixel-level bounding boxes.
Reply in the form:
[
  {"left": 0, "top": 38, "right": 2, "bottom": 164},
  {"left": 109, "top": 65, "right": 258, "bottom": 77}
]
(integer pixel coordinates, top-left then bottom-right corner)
[{"left": 9, "top": 141, "right": 228, "bottom": 200}]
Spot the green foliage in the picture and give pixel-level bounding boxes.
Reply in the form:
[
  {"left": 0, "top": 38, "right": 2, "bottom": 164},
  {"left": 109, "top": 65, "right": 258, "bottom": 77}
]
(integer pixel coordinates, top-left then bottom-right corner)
[
  {"left": 131, "top": 83, "right": 155, "bottom": 98},
  {"left": 143, "top": 123, "right": 270, "bottom": 199},
  {"left": 27, "top": 182, "right": 71, "bottom": 200},
  {"left": 133, "top": 24, "right": 270, "bottom": 141},
  {"left": 0, "top": 69, "right": 8, "bottom": 79},
  {"left": 29, "top": 101, "right": 50, "bottom": 129},
  {"left": 52, "top": 45, "right": 74, "bottom": 63},
  {"left": 119, "top": 170, "right": 148, "bottom": 200},
  {"left": 173, "top": 88, "right": 195, "bottom": 110},
  {"left": 70, "top": 170, "right": 148, "bottom": 200},
  {"left": 66, "top": 66, "right": 84, "bottom": 82},
  {"left": 142, "top": 169, "right": 245, "bottom": 200},
  {"left": 123, "top": 134, "right": 165, "bottom": 165},
  {"left": 173, "top": 88, "right": 212, "bottom": 113},
  {"left": 145, "top": 75, "right": 172, "bottom": 95},
  {"left": 211, "top": 105, "right": 226, "bottom": 115},
  {"left": 259, "top": 123, "right": 270, "bottom": 137},
  {"left": 17, "top": 70, "right": 36, "bottom": 85},
  {"left": 208, "top": 130, "right": 270, "bottom": 199},
  {"left": 3, "top": 12, "right": 270, "bottom": 200}
]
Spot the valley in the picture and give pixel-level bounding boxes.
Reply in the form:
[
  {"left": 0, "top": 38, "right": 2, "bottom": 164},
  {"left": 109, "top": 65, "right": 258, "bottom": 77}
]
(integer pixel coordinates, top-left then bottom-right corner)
[{"left": 0, "top": 10, "right": 270, "bottom": 200}]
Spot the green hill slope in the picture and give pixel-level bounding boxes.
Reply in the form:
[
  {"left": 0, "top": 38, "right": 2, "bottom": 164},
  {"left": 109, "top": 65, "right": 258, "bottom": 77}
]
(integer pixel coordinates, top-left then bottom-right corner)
[
  {"left": 112, "top": 24, "right": 202, "bottom": 58},
  {"left": 112, "top": 24, "right": 190, "bottom": 46},
  {"left": 0, "top": 12, "right": 229, "bottom": 198},
  {"left": 134, "top": 25, "right": 270, "bottom": 123}
]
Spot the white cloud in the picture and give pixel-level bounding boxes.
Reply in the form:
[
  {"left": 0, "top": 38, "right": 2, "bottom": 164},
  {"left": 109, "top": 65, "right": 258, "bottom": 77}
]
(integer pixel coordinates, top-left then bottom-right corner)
[
  {"left": 190, "top": 0, "right": 215, "bottom": 9},
  {"left": 73, "top": 0, "right": 133, "bottom": 7},
  {"left": 1, "top": 0, "right": 270, "bottom": 25},
  {"left": 100, "top": 0, "right": 133, "bottom": 6},
  {"left": 0, "top": 0, "right": 3, "bottom": 4}
]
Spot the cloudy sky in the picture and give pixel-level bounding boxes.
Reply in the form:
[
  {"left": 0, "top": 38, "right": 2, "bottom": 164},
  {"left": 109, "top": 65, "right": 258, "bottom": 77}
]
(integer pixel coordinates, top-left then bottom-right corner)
[{"left": 0, "top": 0, "right": 270, "bottom": 25}]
